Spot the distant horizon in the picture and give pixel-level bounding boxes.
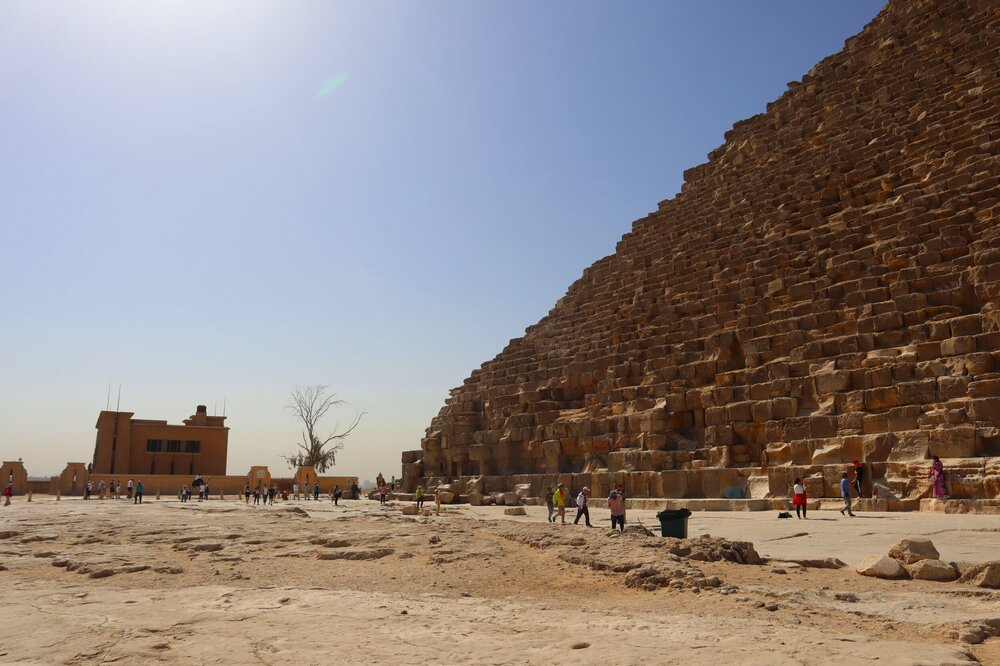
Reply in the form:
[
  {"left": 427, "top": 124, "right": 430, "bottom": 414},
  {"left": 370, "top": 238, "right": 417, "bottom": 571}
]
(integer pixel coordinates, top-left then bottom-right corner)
[{"left": 0, "top": 0, "right": 886, "bottom": 481}]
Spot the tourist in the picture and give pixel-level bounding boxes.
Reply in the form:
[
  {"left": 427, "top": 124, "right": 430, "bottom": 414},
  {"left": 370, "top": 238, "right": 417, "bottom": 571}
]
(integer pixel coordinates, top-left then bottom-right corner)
[
  {"left": 391, "top": 475, "right": 397, "bottom": 491},
  {"left": 853, "top": 460, "right": 866, "bottom": 497},
  {"left": 415, "top": 485, "right": 424, "bottom": 510},
  {"left": 244, "top": 483, "right": 251, "bottom": 504},
  {"left": 333, "top": 485, "right": 343, "bottom": 506},
  {"left": 268, "top": 484, "right": 276, "bottom": 506},
  {"left": 97, "top": 480, "right": 105, "bottom": 499},
  {"left": 929, "top": 456, "right": 948, "bottom": 498},
  {"left": 312, "top": 481, "right": 320, "bottom": 501},
  {"left": 616, "top": 485, "right": 628, "bottom": 524},
  {"left": 792, "top": 478, "right": 807, "bottom": 519},
  {"left": 202, "top": 480, "right": 210, "bottom": 500},
  {"left": 113, "top": 480, "right": 121, "bottom": 499},
  {"left": 3, "top": 482, "right": 11, "bottom": 506},
  {"left": 378, "top": 484, "right": 387, "bottom": 504},
  {"left": 838, "top": 472, "right": 854, "bottom": 517},
  {"left": 134, "top": 480, "right": 144, "bottom": 504},
  {"left": 180, "top": 484, "right": 187, "bottom": 502},
  {"left": 292, "top": 482, "right": 299, "bottom": 500},
  {"left": 351, "top": 481, "right": 359, "bottom": 500},
  {"left": 574, "top": 487, "right": 593, "bottom": 527},
  {"left": 127, "top": 479, "right": 133, "bottom": 500},
  {"left": 252, "top": 485, "right": 261, "bottom": 505},
  {"left": 85, "top": 480, "right": 92, "bottom": 500},
  {"left": 545, "top": 486, "right": 555, "bottom": 522},
  {"left": 553, "top": 483, "right": 567, "bottom": 525},
  {"left": 608, "top": 488, "right": 625, "bottom": 532},
  {"left": 435, "top": 487, "right": 443, "bottom": 515}
]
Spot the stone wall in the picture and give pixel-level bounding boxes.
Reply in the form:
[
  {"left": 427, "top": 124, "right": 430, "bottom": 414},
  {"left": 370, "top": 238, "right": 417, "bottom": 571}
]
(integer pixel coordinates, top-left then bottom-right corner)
[{"left": 406, "top": 0, "right": 1000, "bottom": 505}]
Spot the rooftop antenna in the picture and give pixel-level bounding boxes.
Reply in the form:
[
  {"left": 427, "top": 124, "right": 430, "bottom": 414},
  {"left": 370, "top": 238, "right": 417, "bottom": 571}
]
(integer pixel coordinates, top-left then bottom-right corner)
[
  {"left": 116, "top": 384, "right": 121, "bottom": 412},
  {"left": 223, "top": 398, "right": 227, "bottom": 417},
  {"left": 106, "top": 382, "right": 111, "bottom": 411},
  {"left": 214, "top": 401, "right": 217, "bottom": 416}
]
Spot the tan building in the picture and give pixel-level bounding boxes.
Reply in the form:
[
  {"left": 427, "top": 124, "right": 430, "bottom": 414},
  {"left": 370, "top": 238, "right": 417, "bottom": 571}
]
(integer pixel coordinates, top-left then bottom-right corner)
[{"left": 92, "top": 405, "right": 229, "bottom": 477}]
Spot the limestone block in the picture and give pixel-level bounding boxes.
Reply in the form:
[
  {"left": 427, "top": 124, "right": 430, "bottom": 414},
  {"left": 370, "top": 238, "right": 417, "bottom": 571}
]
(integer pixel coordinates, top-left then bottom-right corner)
[
  {"left": 905, "top": 559, "right": 957, "bottom": 582},
  {"left": 856, "top": 554, "right": 909, "bottom": 579},
  {"left": 888, "top": 537, "right": 939, "bottom": 564},
  {"left": 502, "top": 491, "right": 520, "bottom": 506},
  {"left": 400, "top": 505, "right": 420, "bottom": 516},
  {"left": 503, "top": 507, "right": 527, "bottom": 516}
]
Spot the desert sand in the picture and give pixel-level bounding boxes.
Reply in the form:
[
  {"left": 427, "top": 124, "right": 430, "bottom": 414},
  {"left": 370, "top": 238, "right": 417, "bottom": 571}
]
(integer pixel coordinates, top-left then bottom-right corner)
[{"left": 1, "top": 496, "right": 998, "bottom": 665}]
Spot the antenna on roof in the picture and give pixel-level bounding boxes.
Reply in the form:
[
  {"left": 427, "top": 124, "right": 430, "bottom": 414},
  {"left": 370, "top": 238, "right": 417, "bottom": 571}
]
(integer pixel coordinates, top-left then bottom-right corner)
[
  {"left": 223, "top": 398, "right": 226, "bottom": 417},
  {"left": 116, "top": 384, "right": 121, "bottom": 412},
  {"left": 214, "top": 401, "right": 217, "bottom": 416},
  {"left": 106, "top": 382, "right": 111, "bottom": 411}
]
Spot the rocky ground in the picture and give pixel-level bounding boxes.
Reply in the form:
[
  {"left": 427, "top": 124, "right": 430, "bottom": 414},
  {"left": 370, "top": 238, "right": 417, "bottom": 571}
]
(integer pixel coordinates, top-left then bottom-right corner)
[{"left": 0, "top": 497, "right": 998, "bottom": 665}]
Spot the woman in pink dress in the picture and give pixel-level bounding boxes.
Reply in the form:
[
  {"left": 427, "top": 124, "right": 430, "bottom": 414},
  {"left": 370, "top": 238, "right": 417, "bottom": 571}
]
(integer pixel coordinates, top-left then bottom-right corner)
[{"left": 929, "top": 456, "right": 947, "bottom": 498}]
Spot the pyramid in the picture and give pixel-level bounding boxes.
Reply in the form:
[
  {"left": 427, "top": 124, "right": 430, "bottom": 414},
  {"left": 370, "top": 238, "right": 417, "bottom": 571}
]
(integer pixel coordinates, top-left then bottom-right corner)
[{"left": 402, "top": 0, "right": 1000, "bottom": 510}]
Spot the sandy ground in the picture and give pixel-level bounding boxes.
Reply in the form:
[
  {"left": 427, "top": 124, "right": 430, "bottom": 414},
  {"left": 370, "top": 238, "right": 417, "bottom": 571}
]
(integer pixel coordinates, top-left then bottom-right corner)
[{"left": 1, "top": 496, "right": 998, "bottom": 665}]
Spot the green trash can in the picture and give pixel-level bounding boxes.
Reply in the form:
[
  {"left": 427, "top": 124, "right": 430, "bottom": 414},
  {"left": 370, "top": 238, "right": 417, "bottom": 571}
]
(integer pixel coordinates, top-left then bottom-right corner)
[{"left": 656, "top": 508, "right": 692, "bottom": 538}]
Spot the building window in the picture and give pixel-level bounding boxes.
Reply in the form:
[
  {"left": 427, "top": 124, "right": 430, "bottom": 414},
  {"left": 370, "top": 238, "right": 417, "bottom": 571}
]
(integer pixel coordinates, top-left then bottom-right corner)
[
  {"left": 146, "top": 439, "right": 162, "bottom": 453},
  {"left": 185, "top": 440, "right": 201, "bottom": 454},
  {"left": 166, "top": 440, "right": 181, "bottom": 453}
]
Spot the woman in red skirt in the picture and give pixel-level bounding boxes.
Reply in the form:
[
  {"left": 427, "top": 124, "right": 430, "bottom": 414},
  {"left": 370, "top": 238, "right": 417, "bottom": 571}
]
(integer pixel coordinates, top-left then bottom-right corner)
[{"left": 792, "top": 478, "right": 807, "bottom": 519}]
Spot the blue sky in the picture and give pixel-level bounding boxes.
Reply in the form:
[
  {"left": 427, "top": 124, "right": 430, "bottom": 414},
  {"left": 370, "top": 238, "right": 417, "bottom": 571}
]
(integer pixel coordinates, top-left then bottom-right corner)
[{"left": 0, "top": 0, "right": 885, "bottom": 481}]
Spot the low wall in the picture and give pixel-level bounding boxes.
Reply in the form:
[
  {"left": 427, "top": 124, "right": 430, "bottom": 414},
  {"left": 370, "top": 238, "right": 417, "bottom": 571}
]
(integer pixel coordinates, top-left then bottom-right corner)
[{"left": 42, "top": 472, "right": 358, "bottom": 496}]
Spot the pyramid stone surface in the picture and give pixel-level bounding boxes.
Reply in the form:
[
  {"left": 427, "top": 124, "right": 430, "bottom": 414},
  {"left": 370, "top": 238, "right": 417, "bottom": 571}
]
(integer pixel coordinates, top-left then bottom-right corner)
[{"left": 403, "top": 0, "right": 1000, "bottom": 505}]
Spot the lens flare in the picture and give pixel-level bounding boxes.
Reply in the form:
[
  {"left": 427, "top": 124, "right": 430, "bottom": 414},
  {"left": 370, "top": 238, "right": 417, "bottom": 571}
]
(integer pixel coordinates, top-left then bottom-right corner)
[{"left": 315, "top": 73, "right": 348, "bottom": 99}]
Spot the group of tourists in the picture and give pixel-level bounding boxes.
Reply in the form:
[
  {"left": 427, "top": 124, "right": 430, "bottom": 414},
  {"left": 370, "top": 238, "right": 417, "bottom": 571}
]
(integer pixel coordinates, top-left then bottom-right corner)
[
  {"left": 82, "top": 478, "right": 144, "bottom": 503},
  {"left": 790, "top": 456, "right": 950, "bottom": 519},
  {"left": 543, "top": 483, "right": 628, "bottom": 531}
]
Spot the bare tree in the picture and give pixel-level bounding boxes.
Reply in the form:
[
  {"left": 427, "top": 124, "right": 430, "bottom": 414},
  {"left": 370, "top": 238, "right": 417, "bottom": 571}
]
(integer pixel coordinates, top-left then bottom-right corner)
[{"left": 282, "top": 385, "right": 365, "bottom": 472}]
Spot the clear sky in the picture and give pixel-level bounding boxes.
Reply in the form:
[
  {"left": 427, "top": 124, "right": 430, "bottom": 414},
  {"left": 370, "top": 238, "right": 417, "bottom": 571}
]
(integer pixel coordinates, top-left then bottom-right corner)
[{"left": 0, "top": 1, "right": 886, "bottom": 482}]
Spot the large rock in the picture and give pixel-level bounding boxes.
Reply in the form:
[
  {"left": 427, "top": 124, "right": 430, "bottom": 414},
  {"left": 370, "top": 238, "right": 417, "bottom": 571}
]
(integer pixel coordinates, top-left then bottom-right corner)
[
  {"left": 400, "top": 505, "right": 420, "bottom": 515},
  {"left": 437, "top": 491, "right": 455, "bottom": 504},
  {"left": 888, "top": 538, "right": 939, "bottom": 564},
  {"left": 503, "top": 507, "right": 526, "bottom": 516},
  {"left": 958, "top": 561, "right": 1000, "bottom": 588},
  {"left": 502, "top": 491, "right": 520, "bottom": 506},
  {"left": 905, "top": 558, "right": 957, "bottom": 582},
  {"left": 856, "top": 554, "right": 909, "bottom": 579}
]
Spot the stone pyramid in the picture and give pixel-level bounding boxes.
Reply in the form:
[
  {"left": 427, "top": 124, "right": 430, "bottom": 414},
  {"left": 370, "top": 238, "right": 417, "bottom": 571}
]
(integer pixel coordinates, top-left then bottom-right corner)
[{"left": 402, "top": 0, "right": 1000, "bottom": 510}]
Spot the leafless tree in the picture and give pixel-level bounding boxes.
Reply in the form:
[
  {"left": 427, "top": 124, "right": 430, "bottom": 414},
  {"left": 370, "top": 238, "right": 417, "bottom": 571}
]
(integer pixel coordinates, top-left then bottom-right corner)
[{"left": 282, "top": 385, "right": 365, "bottom": 472}]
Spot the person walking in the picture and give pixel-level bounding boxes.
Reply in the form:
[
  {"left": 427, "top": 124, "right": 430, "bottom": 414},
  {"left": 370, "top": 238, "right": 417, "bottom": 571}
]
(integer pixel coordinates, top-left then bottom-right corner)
[
  {"left": 85, "top": 480, "right": 92, "bottom": 500},
  {"left": 414, "top": 485, "right": 424, "bottom": 510},
  {"left": 351, "top": 481, "right": 359, "bottom": 500},
  {"left": 853, "top": 460, "right": 866, "bottom": 497},
  {"left": 608, "top": 488, "right": 625, "bottom": 532},
  {"left": 268, "top": 484, "right": 276, "bottom": 506},
  {"left": 127, "top": 479, "right": 134, "bottom": 500},
  {"left": 97, "top": 480, "right": 106, "bottom": 499},
  {"left": 839, "top": 472, "right": 855, "bottom": 517},
  {"left": 552, "top": 484, "right": 567, "bottom": 525},
  {"left": 332, "top": 485, "right": 343, "bottom": 505},
  {"left": 244, "top": 484, "right": 251, "bottom": 504},
  {"left": 574, "top": 487, "right": 593, "bottom": 527},
  {"left": 929, "top": 456, "right": 948, "bottom": 498},
  {"left": 792, "top": 478, "right": 808, "bottom": 519},
  {"left": 312, "top": 482, "right": 320, "bottom": 501},
  {"left": 134, "top": 480, "right": 144, "bottom": 504},
  {"left": 3, "top": 482, "right": 12, "bottom": 507},
  {"left": 252, "top": 485, "right": 261, "bottom": 506},
  {"left": 545, "top": 487, "right": 555, "bottom": 523}
]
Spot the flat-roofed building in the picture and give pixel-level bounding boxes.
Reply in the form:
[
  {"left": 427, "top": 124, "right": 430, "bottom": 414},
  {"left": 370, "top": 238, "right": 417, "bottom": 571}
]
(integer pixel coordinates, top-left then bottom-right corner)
[{"left": 92, "top": 405, "right": 228, "bottom": 476}]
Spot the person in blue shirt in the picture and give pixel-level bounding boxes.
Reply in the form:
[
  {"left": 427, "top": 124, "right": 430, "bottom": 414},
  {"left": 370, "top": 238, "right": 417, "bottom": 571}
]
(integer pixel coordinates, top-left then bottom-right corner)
[{"left": 838, "top": 472, "right": 855, "bottom": 517}]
